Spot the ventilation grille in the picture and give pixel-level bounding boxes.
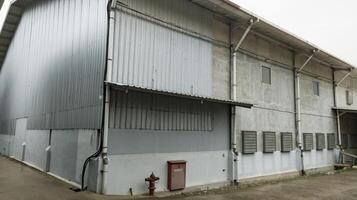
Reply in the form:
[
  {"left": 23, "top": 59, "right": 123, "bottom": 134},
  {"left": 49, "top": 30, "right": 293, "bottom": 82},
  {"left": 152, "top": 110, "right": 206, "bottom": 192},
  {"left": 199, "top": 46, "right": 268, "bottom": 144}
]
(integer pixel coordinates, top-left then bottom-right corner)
[
  {"left": 303, "top": 133, "right": 313, "bottom": 151},
  {"left": 263, "top": 132, "right": 276, "bottom": 153},
  {"left": 327, "top": 133, "right": 335, "bottom": 150},
  {"left": 242, "top": 131, "right": 257, "bottom": 154},
  {"left": 281, "top": 132, "right": 293, "bottom": 152},
  {"left": 316, "top": 133, "right": 325, "bottom": 150}
]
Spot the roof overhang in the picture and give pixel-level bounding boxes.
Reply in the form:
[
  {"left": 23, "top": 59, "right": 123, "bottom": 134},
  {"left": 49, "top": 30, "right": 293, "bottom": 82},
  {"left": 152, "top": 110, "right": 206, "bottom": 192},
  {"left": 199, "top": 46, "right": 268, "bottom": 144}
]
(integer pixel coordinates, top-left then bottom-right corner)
[
  {"left": 0, "top": 0, "right": 31, "bottom": 66},
  {"left": 106, "top": 81, "right": 253, "bottom": 108},
  {"left": 192, "top": 0, "right": 355, "bottom": 71},
  {"left": 332, "top": 107, "right": 357, "bottom": 114}
]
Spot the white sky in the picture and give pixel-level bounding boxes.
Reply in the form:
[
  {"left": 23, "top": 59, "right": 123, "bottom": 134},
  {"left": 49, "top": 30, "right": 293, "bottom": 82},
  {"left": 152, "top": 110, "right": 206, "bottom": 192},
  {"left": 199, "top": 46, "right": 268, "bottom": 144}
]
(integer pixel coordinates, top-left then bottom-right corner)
[{"left": 231, "top": 0, "right": 357, "bottom": 66}]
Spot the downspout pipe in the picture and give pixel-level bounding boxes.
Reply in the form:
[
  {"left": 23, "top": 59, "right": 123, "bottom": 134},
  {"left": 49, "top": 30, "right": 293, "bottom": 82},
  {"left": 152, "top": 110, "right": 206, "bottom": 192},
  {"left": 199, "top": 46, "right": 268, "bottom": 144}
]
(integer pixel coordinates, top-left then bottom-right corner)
[
  {"left": 230, "top": 18, "right": 259, "bottom": 184},
  {"left": 334, "top": 69, "right": 352, "bottom": 162},
  {"left": 295, "top": 49, "right": 317, "bottom": 175},
  {"left": 101, "top": 0, "right": 116, "bottom": 195},
  {"left": 80, "top": 0, "right": 115, "bottom": 192}
]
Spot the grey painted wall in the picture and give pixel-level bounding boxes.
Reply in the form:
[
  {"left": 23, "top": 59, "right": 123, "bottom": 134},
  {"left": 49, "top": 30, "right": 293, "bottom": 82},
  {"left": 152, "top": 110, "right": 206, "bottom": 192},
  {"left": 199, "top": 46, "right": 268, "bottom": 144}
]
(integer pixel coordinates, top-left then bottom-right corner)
[
  {"left": 108, "top": 90, "right": 230, "bottom": 155},
  {"left": 0, "top": 0, "right": 107, "bottom": 130}
]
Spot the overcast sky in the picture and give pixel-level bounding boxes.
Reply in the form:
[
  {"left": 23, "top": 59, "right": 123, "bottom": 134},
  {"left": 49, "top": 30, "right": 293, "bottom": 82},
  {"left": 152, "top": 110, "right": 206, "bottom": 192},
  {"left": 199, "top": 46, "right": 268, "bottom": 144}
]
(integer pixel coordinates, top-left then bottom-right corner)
[{"left": 231, "top": 0, "right": 357, "bottom": 66}]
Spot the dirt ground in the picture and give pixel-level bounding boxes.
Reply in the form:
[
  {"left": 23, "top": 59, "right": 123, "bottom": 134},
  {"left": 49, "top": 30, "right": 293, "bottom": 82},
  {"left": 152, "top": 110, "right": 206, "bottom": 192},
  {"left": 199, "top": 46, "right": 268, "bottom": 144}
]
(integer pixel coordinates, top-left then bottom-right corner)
[{"left": 1, "top": 156, "right": 357, "bottom": 200}]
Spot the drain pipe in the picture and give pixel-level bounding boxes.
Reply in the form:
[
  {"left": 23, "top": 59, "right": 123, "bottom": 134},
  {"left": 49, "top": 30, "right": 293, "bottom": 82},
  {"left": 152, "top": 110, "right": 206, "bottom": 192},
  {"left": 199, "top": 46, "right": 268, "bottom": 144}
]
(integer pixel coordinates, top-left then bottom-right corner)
[
  {"left": 80, "top": 0, "right": 115, "bottom": 193},
  {"left": 230, "top": 18, "right": 259, "bottom": 184},
  {"left": 101, "top": 0, "right": 116, "bottom": 195},
  {"left": 295, "top": 49, "right": 317, "bottom": 175},
  {"left": 334, "top": 69, "right": 352, "bottom": 154}
]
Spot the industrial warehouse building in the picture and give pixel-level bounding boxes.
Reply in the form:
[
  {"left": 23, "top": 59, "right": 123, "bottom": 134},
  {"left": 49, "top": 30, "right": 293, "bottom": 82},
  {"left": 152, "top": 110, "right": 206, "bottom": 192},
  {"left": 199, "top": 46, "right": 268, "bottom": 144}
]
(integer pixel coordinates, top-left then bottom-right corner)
[{"left": 0, "top": 0, "right": 357, "bottom": 196}]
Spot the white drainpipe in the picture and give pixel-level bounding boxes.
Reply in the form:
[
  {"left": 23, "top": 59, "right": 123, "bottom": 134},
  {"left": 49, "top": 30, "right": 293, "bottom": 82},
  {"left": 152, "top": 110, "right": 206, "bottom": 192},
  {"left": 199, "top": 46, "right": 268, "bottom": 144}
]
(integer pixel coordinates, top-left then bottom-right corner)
[
  {"left": 101, "top": 0, "right": 116, "bottom": 194},
  {"left": 231, "top": 18, "right": 259, "bottom": 183},
  {"left": 334, "top": 69, "right": 352, "bottom": 148},
  {"left": 295, "top": 50, "right": 317, "bottom": 174}
]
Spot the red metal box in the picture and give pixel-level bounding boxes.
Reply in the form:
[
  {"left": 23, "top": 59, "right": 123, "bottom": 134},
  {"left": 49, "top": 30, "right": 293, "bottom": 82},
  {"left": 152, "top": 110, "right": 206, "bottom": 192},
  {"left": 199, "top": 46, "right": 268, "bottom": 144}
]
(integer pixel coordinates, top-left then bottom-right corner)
[{"left": 167, "top": 160, "right": 187, "bottom": 191}]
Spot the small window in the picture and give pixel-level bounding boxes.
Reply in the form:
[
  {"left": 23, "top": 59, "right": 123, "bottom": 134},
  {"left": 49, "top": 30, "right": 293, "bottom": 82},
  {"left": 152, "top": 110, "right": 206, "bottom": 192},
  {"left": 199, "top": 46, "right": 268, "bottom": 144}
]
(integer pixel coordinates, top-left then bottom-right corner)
[
  {"left": 303, "top": 133, "right": 313, "bottom": 151},
  {"left": 346, "top": 90, "right": 353, "bottom": 105},
  {"left": 263, "top": 132, "right": 276, "bottom": 153},
  {"left": 316, "top": 133, "right": 325, "bottom": 150},
  {"left": 327, "top": 133, "right": 335, "bottom": 150},
  {"left": 242, "top": 131, "right": 257, "bottom": 154},
  {"left": 281, "top": 132, "right": 293, "bottom": 152},
  {"left": 262, "top": 66, "right": 271, "bottom": 84},
  {"left": 312, "top": 81, "right": 319, "bottom": 96}
]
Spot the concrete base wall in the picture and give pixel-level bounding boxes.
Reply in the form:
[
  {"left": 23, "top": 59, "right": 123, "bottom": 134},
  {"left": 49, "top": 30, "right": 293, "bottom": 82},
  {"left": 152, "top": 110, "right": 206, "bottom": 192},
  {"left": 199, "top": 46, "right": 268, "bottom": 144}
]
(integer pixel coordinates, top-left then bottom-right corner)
[
  {"left": 106, "top": 150, "right": 229, "bottom": 195},
  {"left": 0, "top": 118, "right": 99, "bottom": 188}
]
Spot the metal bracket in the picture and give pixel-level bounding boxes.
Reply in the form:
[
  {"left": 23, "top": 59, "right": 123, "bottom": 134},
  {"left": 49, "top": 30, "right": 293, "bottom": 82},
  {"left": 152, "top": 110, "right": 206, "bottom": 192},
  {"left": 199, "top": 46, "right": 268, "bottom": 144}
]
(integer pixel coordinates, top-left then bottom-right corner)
[
  {"left": 298, "top": 49, "right": 319, "bottom": 72},
  {"left": 336, "top": 70, "right": 352, "bottom": 86},
  {"left": 233, "top": 18, "right": 259, "bottom": 53}
]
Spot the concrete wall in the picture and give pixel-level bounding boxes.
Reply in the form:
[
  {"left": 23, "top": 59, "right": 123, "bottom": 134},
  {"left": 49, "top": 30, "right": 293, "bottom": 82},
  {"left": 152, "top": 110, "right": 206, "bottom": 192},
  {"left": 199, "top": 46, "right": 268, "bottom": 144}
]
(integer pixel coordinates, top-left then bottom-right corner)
[
  {"left": 296, "top": 56, "right": 336, "bottom": 170},
  {"left": 233, "top": 28, "right": 336, "bottom": 180},
  {"left": 235, "top": 50, "right": 298, "bottom": 179},
  {"left": 106, "top": 90, "right": 230, "bottom": 195},
  {"left": 0, "top": 118, "right": 99, "bottom": 187}
]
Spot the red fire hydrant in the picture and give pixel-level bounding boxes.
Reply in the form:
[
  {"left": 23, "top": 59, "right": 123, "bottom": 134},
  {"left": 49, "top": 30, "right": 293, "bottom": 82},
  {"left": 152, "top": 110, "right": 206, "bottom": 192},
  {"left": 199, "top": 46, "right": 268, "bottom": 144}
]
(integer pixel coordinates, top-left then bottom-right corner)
[{"left": 145, "top": 172, "right": 160, "bottom": 196}]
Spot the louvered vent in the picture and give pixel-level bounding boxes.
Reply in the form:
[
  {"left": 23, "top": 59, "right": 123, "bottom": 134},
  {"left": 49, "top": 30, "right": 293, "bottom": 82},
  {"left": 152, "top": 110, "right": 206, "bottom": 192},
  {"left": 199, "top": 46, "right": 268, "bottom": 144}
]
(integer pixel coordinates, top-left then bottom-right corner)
[
  {"left": 303, "top": 133, "right": 313, "bottom": 151},
  {"left": 263, "top": 132, "right": 276, "bottom": 153},
  {"left": 327, "top": 133, "right": 335, "bottom": 150},
  {"left": 281, "top": 132, "right": 293, "bottom": 152},
  {"left": 316, "top": 133, "right": 325, "bottom": 150},
  {"left": 242, "top": 131, "right": 257, "bottom": 154}
]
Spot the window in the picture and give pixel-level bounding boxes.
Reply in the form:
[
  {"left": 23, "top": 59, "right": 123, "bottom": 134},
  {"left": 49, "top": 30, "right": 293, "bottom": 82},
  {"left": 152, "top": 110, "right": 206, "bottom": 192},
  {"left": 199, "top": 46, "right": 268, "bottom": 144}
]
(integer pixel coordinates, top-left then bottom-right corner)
[
  {"left": 327, "top": 133, "right": 335, "bottom": 150},
  {"left": 316, "top": 133, "right": 325, "bottom": 150},
  {"left": 242, "top": 131, "right": 257, "bottom": 154},
  {"left": 312, "top": 81, "right": 319, "bottom": 96},
  {"left": 346, "top": 90, "right": 353, "bottom": 105},
  {"left": 262, "top": 66, "right": 271, "bottom": 84},
  {"left": 263, "top": 132, "right": 276, "bottom": 153},
  {"left": 281, "top": 132, "right": 293, "bottom": 152},
  {"left": 303, "top": 133, "right": 313, "bottom": 151}
]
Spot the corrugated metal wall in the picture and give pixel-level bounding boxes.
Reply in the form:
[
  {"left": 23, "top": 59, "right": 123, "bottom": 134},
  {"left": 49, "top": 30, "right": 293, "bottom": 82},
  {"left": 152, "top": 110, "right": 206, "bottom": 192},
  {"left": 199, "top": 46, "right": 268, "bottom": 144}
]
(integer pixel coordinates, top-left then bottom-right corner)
[
  {"left": 109, "top": 89, "right": 213, "bottom": 131},
  {"left": 0, "top": 0, "right": 107, "bottom": 131},
  {"left": 111, "top": 0, "right": 213, "bottom": 97}
]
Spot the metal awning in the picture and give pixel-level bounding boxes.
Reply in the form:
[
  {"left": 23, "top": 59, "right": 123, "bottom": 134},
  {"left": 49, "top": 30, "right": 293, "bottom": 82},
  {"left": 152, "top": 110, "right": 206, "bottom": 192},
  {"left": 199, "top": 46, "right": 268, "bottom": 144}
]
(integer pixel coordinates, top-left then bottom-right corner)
[
  {"left": 332, "top": 107, "right": 357, "bottom": 114},
  {"left": 105, "top": 81, "right": 253, "bottom": 108}
]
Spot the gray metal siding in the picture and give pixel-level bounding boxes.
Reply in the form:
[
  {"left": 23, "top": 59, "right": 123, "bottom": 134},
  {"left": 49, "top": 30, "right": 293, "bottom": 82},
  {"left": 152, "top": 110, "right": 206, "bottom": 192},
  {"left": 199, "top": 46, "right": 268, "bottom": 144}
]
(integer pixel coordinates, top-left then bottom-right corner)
[
  {"left": 280, "top": 132, "right": 293, "bottom": 152},
  {"left": 109, "top": 90, "right": 213, "bottom": 131},
  {"left": 263, "top": 132, "right": 276, "bottom": 153},
  {"left": 303, "top": 133, "right": 313, "bottom": 151},
  {"left": 0, "top": 0, "right": 107, "bottom": 130},
  {"left": 327, "top": 133, "right": 335, "bottom": 150},
  {"left": 242, "top": 131, "right": 257, "bottom": 154},
  {"left": 108, "top": 94, "right": 229, "bottom": 155},
  {"left": 111, "top": 0, "right": 213, "bottom": 97},
  {"left": 316, "top": 133, "right": 325, "bottom": 150}
]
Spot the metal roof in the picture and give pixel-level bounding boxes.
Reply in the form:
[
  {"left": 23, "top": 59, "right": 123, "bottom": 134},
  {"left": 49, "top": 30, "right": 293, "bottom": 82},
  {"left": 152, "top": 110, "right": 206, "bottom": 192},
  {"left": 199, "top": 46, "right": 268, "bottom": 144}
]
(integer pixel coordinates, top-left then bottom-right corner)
[
  {"left": 106, "top": 81, "right": 253, "bottom": 108},
  {"left": 332, "top": 107, "right": 357, "bottom": 114}
]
